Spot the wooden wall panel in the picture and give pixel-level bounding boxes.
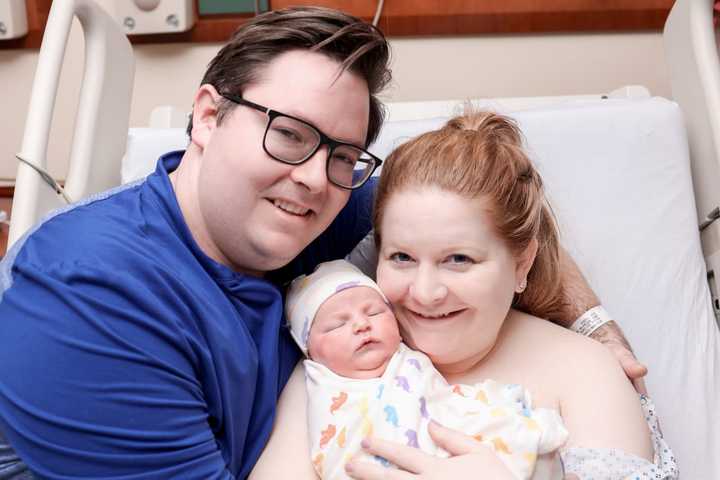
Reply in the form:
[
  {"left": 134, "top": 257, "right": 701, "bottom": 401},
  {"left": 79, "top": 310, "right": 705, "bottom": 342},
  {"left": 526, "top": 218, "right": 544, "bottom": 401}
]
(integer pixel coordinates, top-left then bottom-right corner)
[
  {"left": 1, "top": 0, "right": 675, "bottom": 47},
  {"left": 271, "top": 0, "right": 675, "bottom": 36}
]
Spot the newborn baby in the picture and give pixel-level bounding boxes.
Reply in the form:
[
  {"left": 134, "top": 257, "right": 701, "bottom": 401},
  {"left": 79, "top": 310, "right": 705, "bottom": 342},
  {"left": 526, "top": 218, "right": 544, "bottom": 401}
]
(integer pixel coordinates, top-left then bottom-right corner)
[{"left": 285, "top": 260, "right": 568, "bottom": 480}]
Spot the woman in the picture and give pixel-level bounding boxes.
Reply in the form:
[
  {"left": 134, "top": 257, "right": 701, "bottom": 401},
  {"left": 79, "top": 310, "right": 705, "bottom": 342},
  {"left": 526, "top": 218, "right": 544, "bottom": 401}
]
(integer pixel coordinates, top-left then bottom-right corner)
[{"left": 251, "top": 111, "right": 677, "bottom": 479}]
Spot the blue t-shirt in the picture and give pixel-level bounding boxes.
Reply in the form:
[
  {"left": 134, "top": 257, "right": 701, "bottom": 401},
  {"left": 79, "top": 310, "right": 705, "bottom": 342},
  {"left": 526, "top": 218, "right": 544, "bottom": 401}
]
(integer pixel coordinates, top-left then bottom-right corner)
[{"left": 0, "top": 151, "right": 375, "bottom": 479}]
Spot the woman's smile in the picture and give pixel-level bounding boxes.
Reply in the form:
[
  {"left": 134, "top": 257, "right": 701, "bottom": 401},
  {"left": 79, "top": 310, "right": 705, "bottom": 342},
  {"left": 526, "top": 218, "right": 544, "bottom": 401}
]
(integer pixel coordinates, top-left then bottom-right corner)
[{"left": 402, "top": 306, "right": 468, "bottom": 324}]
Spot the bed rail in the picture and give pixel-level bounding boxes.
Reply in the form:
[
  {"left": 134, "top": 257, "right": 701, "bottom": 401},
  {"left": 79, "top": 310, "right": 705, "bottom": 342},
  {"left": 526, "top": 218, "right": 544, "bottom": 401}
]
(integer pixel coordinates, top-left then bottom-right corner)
[
  {"left": 8, "top": 0, "right": 134, "bottom": 247},
  {"left": 665, "top": 0, "right": 720, "bottom": 323},
  {"left": 664, "top": 0, "right": 720, "bottom": 226}
]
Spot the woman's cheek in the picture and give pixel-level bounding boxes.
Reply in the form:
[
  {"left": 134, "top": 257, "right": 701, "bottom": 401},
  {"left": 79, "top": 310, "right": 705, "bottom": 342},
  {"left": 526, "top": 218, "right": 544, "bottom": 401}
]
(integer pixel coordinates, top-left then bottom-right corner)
[{"left": 376, "top": 264, "right": 404, "bottom": 304}]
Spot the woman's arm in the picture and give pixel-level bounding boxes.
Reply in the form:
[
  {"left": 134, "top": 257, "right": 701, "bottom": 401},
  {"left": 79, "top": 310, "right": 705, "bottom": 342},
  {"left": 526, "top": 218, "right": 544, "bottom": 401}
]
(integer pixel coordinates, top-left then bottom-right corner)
[
  {"left": 557, "top": 337, "right": 678, "bottom": 478},
  {"left": 559, "top": 336, "right": 653, "bottom": 459},
  {"left": 249, "top": 363, "right": 319, "bottom": 480}
]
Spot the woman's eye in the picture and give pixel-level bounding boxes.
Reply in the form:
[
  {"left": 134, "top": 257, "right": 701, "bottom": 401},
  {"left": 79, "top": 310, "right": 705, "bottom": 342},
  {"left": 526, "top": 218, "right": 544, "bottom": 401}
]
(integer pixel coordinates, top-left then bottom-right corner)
[
  {"left": 389, "top": 252, "right": 413, "bottom": 263},
  {"left": 446, "top": 254, "right": 473, "bottom": 264}
]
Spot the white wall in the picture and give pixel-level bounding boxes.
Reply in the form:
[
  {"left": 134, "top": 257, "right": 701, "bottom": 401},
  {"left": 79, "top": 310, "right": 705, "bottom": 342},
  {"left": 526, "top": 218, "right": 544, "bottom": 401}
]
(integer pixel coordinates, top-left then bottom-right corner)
[{"left": 0, "top": 22, "right": 671, "bottom": 182}]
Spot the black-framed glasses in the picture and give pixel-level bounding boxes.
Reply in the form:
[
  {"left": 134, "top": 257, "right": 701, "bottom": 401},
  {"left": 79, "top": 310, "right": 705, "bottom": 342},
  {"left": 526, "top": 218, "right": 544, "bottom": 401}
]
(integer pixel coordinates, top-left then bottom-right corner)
[{"left": 220, "top": 93, "right": 382, "bottom": 190}]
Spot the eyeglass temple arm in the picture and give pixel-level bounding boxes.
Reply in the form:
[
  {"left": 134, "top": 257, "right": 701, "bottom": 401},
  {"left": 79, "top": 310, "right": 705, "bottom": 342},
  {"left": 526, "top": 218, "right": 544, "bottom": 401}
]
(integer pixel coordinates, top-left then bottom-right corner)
[{"left": 219, "top": 93, "right": 270, "bottom": 116}]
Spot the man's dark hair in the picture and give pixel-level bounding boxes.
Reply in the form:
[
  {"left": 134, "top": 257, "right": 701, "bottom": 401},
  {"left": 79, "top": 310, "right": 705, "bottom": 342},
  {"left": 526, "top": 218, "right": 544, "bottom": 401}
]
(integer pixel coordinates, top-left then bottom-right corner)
[{"left": 187, "top": 6, "right": 391, "bottom": 147}]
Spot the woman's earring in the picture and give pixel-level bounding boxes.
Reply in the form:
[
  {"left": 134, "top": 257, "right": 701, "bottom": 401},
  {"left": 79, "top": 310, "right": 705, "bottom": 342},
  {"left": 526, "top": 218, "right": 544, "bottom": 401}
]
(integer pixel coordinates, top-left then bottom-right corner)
[{"left": 516, "top": 279, "right": 527, "bottom": 293}]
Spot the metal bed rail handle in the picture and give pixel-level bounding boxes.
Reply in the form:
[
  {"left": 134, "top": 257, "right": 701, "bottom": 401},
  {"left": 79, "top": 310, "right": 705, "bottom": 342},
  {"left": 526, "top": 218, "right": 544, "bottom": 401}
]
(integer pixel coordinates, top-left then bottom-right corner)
[{"left": 10, "top": 0, "right": 135, "bottom": 247}]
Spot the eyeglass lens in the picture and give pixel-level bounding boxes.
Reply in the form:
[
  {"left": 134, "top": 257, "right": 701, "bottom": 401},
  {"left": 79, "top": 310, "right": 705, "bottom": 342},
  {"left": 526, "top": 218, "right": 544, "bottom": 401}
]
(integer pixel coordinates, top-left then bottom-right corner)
[{"left": 265, "top": 115, "right": 375, "bottom": 188}]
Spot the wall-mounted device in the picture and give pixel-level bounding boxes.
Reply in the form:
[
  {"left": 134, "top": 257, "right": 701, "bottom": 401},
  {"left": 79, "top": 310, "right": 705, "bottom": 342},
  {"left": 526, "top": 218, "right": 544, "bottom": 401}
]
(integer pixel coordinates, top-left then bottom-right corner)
[
  {"left": 0, "top": 0, "right": 29, "bottom": 40},
  {"left": 98, "top": 0, "right": 195, "bottom": 35},
  {"left": 198, "top": 0, "right": 269, "bottom": 15}
]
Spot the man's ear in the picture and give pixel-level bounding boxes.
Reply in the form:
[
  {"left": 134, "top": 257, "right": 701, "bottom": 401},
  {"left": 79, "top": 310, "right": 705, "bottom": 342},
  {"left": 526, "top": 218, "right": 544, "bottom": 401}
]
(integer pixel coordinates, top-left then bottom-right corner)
[
  {"left": 515, "top": 237, "right": 539, "bottom": 284},
  {"left": 190, "top": 84, "right": 221, "bottom": 151}
]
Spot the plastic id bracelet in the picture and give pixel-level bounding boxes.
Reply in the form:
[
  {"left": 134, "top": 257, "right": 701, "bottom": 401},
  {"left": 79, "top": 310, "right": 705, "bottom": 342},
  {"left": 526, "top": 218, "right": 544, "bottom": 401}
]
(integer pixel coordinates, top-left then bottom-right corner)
[{"left": 570, "top": 305, "right": 613, "bottom": 336}]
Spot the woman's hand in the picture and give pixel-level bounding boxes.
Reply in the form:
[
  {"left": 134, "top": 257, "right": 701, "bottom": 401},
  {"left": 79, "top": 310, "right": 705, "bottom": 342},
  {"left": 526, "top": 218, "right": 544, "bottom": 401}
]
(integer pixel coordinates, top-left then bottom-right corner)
[{"left": 344, "top": 421, "right": 515, "bottom": 479}]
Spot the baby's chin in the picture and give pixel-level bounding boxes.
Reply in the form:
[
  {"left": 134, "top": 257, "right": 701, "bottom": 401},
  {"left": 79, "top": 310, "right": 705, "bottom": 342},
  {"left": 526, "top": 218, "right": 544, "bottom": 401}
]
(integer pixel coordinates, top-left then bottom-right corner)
[{"left": 346, "top": 349, "right": 394, "bottom": 379}]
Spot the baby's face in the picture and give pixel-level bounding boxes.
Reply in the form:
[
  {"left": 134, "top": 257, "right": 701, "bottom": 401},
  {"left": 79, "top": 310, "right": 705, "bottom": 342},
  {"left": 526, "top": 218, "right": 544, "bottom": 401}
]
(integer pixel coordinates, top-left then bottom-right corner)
[{"left": 307, "top": 286, "right": 401, "bottom": 379}]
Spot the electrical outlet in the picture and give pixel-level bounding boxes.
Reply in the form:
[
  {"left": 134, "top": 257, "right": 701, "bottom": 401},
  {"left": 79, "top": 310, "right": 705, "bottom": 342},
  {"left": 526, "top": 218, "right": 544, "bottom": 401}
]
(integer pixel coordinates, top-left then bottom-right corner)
[
  {"left": 97, "top": 0, "right": 196, "bottom": 35},
  {"left": 0, "top": 0, "right": 29, "bottom": 40}
]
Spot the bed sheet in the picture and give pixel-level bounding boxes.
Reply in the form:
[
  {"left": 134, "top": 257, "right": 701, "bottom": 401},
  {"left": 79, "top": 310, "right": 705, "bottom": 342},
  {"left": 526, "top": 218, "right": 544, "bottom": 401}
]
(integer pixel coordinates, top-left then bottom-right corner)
[
  {"left": 123, "top": 97, "right": 720, "bottom": 478},
  {"left": 517, "top": 99, "right": 719, "bottom": 479}
]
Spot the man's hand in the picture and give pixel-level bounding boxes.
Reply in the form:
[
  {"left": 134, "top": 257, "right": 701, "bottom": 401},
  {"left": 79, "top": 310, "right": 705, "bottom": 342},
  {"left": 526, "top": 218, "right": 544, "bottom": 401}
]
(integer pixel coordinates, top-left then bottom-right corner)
[
  {"left": 557, "top": 248, "right": 648, "bottom": 393},
  {"left": 590, "top": 321, "right": 648, "bottom": 395},
  {"left": 345, "top": 421, "right": 515, "bottom": 479}
]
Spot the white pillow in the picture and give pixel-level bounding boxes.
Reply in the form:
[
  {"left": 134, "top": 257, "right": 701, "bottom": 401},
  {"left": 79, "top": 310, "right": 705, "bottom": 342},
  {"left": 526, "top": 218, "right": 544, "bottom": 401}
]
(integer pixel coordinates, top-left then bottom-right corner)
[{"left": 122, "top": 128, "right": 188, "bottom": 183}]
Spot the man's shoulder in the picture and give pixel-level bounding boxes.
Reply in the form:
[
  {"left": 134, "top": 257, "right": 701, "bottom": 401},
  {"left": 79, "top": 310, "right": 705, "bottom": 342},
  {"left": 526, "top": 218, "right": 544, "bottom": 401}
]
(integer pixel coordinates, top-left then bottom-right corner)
[
  {"left": 0, "top": 185, "right": 215, "bottom": 341},
  {"left": 10, "top": 182, "right": 172, "bottom": 273}
]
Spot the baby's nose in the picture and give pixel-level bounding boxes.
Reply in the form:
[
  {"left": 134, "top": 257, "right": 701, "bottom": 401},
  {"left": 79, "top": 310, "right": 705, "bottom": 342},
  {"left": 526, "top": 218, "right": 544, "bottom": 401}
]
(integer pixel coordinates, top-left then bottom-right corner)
[{"left": 352, "top": 316, "right": 371, "bottom": 333}]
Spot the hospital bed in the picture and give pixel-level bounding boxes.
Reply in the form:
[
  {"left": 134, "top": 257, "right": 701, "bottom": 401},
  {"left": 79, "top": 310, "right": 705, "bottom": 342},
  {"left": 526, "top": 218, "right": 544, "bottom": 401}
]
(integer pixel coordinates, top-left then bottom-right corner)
[{"left": 6, "top": 0, "right": 720, "bottom": 477}]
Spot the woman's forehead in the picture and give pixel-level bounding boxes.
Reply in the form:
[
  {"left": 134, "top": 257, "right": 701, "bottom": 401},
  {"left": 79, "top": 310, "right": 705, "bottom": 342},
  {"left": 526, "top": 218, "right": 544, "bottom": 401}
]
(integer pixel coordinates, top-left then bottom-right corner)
[{"left": 382, "top": 191, "right": 499, "bottom": 246}]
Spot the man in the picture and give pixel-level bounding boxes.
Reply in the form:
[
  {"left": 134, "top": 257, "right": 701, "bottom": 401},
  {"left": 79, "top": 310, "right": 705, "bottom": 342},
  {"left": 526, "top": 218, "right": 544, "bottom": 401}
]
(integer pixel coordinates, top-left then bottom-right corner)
[{"left": 0, "top": 7, "right": 643, "bottom": 479}]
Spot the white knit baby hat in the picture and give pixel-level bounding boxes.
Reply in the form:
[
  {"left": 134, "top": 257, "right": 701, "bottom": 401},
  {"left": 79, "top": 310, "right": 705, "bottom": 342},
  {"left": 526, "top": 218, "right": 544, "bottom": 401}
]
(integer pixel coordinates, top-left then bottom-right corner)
[{"left": 285, "top": 259, "right": 387, "bottom": 356}]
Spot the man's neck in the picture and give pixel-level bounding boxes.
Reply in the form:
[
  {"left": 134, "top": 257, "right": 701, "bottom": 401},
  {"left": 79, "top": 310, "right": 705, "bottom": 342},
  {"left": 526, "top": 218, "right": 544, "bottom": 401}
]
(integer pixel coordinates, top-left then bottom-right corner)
[{"left": 170, "top": 150, "right": 263, "bottom": 276}]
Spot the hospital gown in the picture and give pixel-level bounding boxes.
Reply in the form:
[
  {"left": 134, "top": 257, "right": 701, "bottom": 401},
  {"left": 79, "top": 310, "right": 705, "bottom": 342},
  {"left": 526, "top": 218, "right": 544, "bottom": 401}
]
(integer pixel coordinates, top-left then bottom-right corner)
[{"left": 559, "top": 396, "right": 679, "bottom": 479}]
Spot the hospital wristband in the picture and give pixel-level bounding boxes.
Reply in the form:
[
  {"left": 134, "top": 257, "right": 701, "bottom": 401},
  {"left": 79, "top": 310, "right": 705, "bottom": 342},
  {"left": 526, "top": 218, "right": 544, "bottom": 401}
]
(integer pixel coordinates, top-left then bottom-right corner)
[{"left": 570, "top": 305, "right": 613, "bottom": 336}]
